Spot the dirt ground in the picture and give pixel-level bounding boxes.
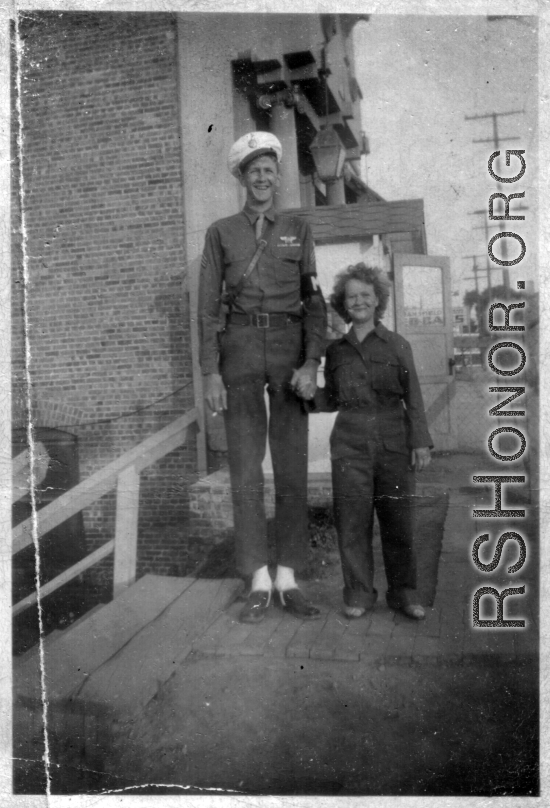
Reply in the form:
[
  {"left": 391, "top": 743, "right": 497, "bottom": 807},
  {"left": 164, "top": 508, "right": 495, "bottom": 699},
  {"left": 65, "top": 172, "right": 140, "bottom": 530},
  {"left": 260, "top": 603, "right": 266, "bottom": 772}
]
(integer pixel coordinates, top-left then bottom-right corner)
[{"left": 101, "top": 654, "right": 537, "bottom": 797}]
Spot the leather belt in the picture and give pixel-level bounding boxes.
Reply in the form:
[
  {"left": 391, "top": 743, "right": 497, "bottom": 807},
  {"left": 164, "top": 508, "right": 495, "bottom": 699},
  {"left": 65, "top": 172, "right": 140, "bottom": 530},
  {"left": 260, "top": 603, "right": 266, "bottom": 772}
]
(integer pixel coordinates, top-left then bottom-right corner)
[
  {"left": 339, "top": 405, "right": 377, "bottom": 413},
  {"left": 228, "top": 312, "right": 302, "bottom": 329}
]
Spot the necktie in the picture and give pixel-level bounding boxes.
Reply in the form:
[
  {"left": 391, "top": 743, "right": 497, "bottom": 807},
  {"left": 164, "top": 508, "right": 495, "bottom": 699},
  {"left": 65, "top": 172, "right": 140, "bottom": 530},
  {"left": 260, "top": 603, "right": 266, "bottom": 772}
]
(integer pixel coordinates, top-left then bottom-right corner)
[{"left": 255, "top": 213, "right": 265, "bottom": 242}]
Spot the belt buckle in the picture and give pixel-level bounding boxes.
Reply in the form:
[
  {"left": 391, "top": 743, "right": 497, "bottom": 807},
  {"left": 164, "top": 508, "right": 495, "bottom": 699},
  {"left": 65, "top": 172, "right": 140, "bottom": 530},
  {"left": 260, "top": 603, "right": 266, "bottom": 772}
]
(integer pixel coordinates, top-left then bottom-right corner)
[{"left": 256, "top": 313, "right": 269, "bottom": 328}]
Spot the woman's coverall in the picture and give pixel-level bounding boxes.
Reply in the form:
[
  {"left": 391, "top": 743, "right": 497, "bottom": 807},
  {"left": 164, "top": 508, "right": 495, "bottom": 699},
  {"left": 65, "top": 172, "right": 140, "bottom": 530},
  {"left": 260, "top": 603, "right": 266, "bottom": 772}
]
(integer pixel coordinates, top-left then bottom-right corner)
[{"left": 318, "top": 323, "right": 433, "bottom": 611}]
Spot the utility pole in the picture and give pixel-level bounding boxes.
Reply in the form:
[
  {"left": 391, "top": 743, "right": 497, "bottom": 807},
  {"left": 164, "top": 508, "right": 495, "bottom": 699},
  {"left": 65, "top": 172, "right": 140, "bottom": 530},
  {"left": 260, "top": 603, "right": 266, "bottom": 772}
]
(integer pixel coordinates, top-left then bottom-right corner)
[
  {"left": 468, "top": 211, "right": 495, "bottom": 291},
  {"left": 460, "top": 256, "right": 485, "bottom": 365},
  {"left": 469, "top": 202, "right": 528, "bottom": 292},
  {"left": 461, "top": 255, "right": 483, "bottom": 293},
  {"left": 465, "top": 109, "right": 525, "bottom": 291}
]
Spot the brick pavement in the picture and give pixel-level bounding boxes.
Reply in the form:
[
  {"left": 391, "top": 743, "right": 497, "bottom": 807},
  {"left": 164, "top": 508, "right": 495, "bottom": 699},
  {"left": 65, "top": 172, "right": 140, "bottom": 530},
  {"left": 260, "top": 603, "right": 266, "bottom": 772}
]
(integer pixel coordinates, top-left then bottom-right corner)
[{"left": 191, "top": 454, "right": 538, "bottom": 666}]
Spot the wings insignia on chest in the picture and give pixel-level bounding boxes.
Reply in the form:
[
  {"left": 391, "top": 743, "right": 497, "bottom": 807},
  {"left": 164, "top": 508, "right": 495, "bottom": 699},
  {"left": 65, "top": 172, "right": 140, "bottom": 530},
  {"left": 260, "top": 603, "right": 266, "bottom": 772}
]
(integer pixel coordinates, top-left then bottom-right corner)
[{"left": 278, "top": 235, "right": 301, "bottom": 247}]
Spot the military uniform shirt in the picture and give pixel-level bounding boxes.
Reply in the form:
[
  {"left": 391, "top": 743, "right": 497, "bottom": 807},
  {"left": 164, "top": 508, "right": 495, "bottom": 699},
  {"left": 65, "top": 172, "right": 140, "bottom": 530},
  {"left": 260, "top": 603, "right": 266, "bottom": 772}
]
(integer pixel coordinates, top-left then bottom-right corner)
[{"left": 199, "top": 205, "right": 326, "bottom": 375}]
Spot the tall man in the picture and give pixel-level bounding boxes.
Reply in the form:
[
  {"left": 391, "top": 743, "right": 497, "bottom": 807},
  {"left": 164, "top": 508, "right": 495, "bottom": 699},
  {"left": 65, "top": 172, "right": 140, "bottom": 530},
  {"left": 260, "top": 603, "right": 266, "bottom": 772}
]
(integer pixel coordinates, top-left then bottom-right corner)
[{"left": 199, "top": 132, "right": 327, "bottom": 623}]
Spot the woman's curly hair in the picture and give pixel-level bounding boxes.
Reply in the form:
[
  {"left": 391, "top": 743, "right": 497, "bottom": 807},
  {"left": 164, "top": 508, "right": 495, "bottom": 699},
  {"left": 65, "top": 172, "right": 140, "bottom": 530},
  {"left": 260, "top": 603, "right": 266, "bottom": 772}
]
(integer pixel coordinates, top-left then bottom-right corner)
[{"left": 330, "top": 263, "right": 391, "bottom": 324}]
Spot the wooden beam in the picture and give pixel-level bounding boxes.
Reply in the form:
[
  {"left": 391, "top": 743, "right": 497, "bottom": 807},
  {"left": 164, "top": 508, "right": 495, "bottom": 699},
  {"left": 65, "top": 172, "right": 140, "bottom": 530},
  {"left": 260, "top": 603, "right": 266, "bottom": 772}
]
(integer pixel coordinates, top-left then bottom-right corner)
[
  {"left": 185, "top": 261, "right": 208, "bottom": 477},
  {"left": 113, "top": 466, "right": 140, "bottom": 598},
  {"left": 295, "top": 92, "right": 321, "bottom": 132},
  {"left": 12, "top": 540, "right": 115, "bottom": 617},
  {"left": 175, "top": 19, "right": 208, "bottom": 478}
]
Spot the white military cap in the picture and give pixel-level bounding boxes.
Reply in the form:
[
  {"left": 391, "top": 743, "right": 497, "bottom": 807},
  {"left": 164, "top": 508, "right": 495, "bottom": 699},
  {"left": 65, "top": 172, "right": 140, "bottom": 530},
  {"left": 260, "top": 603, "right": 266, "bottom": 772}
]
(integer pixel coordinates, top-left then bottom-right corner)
[{"left": 228, "top": 131, "right": 283, "bottom": 178}]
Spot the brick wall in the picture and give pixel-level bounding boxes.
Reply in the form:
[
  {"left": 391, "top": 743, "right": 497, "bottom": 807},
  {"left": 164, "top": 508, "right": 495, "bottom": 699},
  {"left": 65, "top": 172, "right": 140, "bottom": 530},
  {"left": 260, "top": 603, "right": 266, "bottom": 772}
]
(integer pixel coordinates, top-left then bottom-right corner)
[{"left": 13, "top": 12, "right": 197, "bottom": 588}]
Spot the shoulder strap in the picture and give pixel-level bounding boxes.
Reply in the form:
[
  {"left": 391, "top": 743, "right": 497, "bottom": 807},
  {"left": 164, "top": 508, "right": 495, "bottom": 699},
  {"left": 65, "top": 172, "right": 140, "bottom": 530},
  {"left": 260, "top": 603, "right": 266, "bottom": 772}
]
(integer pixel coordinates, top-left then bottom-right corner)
[{"left": 224, "top": 238, "right": 267, "bottom": 308}]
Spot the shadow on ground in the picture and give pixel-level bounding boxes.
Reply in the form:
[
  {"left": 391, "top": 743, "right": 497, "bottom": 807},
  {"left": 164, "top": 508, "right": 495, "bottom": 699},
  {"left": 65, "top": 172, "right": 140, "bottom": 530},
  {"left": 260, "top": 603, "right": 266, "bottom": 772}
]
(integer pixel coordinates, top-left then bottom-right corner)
[{"left": 104, "top": 655, "right": 537, "bottom": 796}]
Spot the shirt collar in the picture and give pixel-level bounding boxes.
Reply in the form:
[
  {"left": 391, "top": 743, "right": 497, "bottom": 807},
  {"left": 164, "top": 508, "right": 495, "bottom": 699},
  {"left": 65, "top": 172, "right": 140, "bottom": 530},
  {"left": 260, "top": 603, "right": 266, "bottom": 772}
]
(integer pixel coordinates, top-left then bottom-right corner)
[
  {"left": 343, "top": 322, "right": 389, "bottom": 347},
  {"left": 242, "top": 204, "right": 276, "bottom": 225}
]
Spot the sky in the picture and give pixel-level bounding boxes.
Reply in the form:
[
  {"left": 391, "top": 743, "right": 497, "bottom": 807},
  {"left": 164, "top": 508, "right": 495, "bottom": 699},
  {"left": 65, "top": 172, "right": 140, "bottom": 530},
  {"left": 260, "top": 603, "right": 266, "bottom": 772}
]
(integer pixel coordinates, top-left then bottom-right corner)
[{"left": 353, "top": 14, "right": 538, "bottom": 300}]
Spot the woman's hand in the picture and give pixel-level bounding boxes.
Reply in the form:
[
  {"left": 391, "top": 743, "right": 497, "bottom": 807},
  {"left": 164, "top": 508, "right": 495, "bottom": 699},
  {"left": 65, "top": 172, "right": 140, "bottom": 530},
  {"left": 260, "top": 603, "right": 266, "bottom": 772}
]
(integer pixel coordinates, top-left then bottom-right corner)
[
  {"left": 411, "top": 447, "right": 431, "bottom": 472},
  {"left": 290, "top": 360, "right": 318, "bottom": 400}
]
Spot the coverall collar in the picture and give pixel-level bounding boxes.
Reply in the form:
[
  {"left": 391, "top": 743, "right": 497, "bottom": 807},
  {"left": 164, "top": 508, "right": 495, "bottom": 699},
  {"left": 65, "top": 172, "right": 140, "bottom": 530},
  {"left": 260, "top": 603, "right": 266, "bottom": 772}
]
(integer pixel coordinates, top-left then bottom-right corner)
[{"left": 344, "top": 322, "right": 389, "bottom": 348}]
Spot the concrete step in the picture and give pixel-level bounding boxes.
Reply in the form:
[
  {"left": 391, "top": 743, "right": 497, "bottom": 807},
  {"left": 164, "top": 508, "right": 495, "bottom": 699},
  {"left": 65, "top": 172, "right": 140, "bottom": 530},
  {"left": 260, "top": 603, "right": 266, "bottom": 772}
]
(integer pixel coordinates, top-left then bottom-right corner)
[{"left": 189, "top": 468, "right": 334, "bottom": 540}]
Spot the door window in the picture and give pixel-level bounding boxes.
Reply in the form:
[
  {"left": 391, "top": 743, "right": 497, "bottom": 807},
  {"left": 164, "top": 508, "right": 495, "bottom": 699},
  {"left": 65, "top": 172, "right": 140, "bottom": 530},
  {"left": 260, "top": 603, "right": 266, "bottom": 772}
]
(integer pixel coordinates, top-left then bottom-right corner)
[{"left": 403, "top": 265, "right": 445, "bottom": 327}]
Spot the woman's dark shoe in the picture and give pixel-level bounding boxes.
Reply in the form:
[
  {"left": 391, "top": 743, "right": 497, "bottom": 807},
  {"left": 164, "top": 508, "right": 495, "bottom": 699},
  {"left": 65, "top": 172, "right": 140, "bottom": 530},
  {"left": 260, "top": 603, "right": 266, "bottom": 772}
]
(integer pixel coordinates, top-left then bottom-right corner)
[
  {"left": 239, "top": 590, "right": 271, "bottom": 624},
  {"left": 277, "top": 588, "right": 321, "bottom": 620}
]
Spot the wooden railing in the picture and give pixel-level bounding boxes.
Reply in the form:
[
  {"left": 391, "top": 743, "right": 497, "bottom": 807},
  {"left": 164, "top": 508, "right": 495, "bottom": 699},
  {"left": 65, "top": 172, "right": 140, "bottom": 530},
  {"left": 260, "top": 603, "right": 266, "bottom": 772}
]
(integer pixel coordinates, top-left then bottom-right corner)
[{"left": 12, "top": 409, "right": 198, "bottom": 616}]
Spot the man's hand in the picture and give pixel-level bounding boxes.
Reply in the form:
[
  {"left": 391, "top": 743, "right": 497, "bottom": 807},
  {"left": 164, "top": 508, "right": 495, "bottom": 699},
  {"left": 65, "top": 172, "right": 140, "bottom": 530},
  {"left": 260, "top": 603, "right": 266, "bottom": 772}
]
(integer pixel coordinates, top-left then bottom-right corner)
[
  {"left": 290, "top": 360, "right": 318, "bottom": 401},
  {"left": 411, "top": 447, "right": 431, "bottom": 472},
  {"left": 204, "top": 373, "right": 227, "bottom": 414}
]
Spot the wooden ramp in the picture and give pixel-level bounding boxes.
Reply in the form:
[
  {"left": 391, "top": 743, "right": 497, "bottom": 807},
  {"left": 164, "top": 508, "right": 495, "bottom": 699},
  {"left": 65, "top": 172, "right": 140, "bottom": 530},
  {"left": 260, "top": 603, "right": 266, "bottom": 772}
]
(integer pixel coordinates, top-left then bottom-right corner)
[
  {"left": 14, "top": 574, "right": 243, "bottom": 715},
  {"left": 13, "top": 574, "right": 242, "bottom": 790}
]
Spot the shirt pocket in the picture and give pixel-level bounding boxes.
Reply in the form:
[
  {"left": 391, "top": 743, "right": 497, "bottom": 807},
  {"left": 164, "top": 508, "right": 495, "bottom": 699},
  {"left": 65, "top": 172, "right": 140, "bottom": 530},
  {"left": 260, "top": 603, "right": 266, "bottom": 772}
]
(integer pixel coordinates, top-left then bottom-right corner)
[
  {"left": 370, "top": 357, "right": 404, "bottom": 396},
  {"left": 382, "top": 434, "right": 409, "bottom": 455},
  {"left": 331, "top": 356, "right": 365, "bottom": 405},
  {"left": 269, "top": 243, "right": 302, "bottom": 269},
  {"left": 222, "top": 239, "right": 255, "bottom": 287}
]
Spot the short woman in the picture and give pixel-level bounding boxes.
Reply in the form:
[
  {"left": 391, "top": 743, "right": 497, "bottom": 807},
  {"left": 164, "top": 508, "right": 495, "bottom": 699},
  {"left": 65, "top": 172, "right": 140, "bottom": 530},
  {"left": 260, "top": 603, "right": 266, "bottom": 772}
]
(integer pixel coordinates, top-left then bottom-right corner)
[{"left": 310, "top": 263, "right": 433, "bottom": 619}]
